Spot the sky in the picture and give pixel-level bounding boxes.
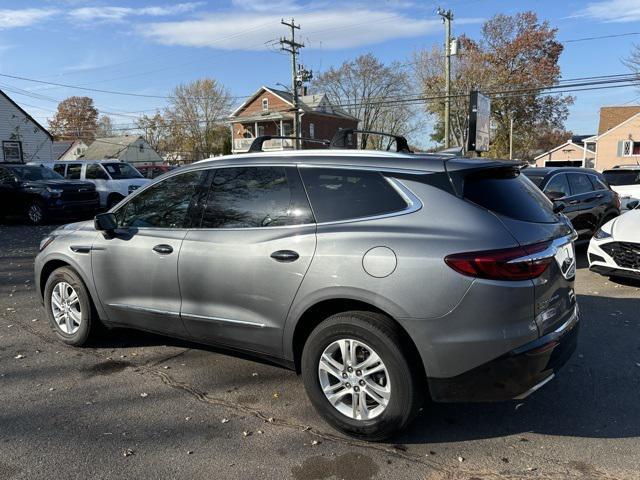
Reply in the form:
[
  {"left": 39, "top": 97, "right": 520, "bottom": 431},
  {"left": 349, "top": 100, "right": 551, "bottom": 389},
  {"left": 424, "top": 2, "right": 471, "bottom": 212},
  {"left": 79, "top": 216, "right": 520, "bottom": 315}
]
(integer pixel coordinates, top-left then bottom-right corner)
[{"left": 1, "top": 0, "right": 639, "bottom": 143}]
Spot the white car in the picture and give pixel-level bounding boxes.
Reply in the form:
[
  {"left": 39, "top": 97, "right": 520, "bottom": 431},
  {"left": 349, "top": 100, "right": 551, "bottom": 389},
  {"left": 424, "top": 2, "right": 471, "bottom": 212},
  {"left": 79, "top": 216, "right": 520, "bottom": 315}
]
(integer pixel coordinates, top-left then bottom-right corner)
[
  {"left": 602, "top": 166, "right": 640, "bottom": 211},
  {"left": 588, "top": 199, "right": 640, "bottom": 280},
  {"left": 35, "top": 160, "right": 150, "bottom": 209}
]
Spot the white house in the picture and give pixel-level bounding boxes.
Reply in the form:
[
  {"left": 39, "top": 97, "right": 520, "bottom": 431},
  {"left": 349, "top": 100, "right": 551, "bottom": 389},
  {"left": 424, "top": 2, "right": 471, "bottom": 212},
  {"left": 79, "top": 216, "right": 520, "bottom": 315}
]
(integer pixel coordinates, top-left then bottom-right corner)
[
  {"left": 81, "top": 135, "right": 163, "bottom": 166},
  {"left": 0, "top": 89, "right": 53, "bottom": 163},
  {"left": 53, "top": 139, "right": 89, "bottom": 160}
]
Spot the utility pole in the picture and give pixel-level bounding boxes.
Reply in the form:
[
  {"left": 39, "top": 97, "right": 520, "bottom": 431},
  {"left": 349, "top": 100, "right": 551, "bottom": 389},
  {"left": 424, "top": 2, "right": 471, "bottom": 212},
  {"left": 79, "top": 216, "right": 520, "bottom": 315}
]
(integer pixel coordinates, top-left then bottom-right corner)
[
  {"left": 280, "top": 18, "right": 304, "bottom": 149},
  {"left": 509, "top": 117, "right": 514, "bottom": 160},
  {"left": 437, "top": 7, "right": 453, "bottom": 149}
]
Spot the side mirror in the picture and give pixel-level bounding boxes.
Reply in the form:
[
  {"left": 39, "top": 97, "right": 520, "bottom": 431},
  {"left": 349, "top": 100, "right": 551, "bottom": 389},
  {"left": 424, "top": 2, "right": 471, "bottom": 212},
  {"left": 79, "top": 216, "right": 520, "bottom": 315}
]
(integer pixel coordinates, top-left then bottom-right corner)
[
  {"left": 628, "top": 200, "right": 639, "bottom": 210},
  {"left": 552, "top": 201, "right": 566, "bottom": 214},
  {"left": 545, "top": 190, "right": 565, "bottom": 201},
  {"left": 94, "top": 212, "right": 118, "bottom": 232}
]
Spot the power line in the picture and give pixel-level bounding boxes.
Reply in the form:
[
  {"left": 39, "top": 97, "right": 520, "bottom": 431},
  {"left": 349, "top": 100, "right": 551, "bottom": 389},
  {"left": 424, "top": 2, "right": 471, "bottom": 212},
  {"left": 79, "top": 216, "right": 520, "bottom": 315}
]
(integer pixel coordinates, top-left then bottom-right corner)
[{"left": 561, "top": 32, "right": 640, "bottom": 43}]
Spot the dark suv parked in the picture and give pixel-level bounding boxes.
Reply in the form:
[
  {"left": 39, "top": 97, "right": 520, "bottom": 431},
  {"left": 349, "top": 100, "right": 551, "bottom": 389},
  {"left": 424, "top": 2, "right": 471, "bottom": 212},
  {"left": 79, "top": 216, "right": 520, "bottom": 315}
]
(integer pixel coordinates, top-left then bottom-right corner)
[
  {"left": 0, "top": 164, "right": 99, "bottom": 225},
  {"left": 522, "top": 167, "right": 620, "bottom": 241}
]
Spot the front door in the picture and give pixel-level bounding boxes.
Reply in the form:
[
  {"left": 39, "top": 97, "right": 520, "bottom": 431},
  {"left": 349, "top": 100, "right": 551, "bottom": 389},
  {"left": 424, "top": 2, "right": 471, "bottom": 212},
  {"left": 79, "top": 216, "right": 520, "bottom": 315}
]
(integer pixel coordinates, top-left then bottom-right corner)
[
  {"left": 178, "top": 165, "right": 316, "bottom": 357},
  {"left": 91, "top": 169, "right": 206, "bottom": 335},
  {"left": 566, "top": 173, "right": 599, "bottom": 239}
]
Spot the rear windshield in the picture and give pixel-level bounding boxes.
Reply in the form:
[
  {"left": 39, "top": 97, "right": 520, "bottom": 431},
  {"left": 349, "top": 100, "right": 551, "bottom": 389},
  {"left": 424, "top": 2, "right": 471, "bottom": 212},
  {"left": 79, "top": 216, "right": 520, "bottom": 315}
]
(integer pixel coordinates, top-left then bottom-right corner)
[
  {"left": 603, "top": 170, "right": 640, "bottom": 186},
  {"left": 103, "top": 163, "right": 143, "bottom": 179},
  {"left": 464, "top": 167, "right": 557, "bottom": 223},
  {"left": 10, "top": 165, "right": 64, "bottom": 181}
]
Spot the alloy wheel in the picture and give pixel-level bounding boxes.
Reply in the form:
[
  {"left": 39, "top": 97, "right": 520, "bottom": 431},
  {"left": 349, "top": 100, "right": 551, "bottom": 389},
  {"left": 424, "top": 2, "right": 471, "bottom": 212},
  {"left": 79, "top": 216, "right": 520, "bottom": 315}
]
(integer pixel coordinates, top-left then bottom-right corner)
[
  {"left": 318, "top": 338, "right": 391, "bottom": 420},
  {"left": 28, "top": 203, "right": 43, "bottom": 224},
  {"left": 50, "top": 282, "right": 81, "bottom": 335}
]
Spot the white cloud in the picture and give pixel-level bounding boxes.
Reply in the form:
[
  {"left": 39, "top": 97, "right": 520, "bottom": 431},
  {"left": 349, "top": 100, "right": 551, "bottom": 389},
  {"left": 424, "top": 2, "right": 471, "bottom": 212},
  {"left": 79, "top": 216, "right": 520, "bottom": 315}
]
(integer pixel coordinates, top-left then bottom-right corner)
[
  {"left": 0, "top": 8, "right": 58, "bottom": 29},
  {"left": 140, "top": 9, "right": 482, "bottom": 50},
  {"left": 573, "top": 0, "right": 640, "bottom": 22},
  {"left": 70, "top": 2, "right": 204, "bottom": 22}
]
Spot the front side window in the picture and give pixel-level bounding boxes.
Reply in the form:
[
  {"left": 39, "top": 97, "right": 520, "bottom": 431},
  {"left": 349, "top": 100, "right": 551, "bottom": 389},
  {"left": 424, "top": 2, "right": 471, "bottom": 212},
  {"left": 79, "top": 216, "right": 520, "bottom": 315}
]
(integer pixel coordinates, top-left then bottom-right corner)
[
  {"left": 85, "top": 163, "right": 109, "bottom": 180},
  {"left": 2, "top": 141, "right": 22, "bottom": 162},
  {"left": 568, "top": 173, "right": 594, "bottom": 196},
  {"left": 117, "top": 171, "right": 204, "bottom": 228},
  {"left": 299, "top": 168, "right": 408, "bottom": 223},
  {"left": 103, "top": 162, "right": 143, "bottom": 179},
  {"left": 66, "top": 163, "right": 82, "bottom": 179},
  {"left": 200, "top": 166, "right": 313, "bottom": 228},
  {"left": 544, "top": 174, "right": 571, "bottom": 198}
]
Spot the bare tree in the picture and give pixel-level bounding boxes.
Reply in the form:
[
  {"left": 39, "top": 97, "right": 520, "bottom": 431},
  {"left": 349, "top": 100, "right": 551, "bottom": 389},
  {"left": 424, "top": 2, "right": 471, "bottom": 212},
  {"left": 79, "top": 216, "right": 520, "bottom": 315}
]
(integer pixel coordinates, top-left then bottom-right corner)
[
  {"left": 165, "top": 78, "right": 232, "bottom": 161},
  {"left": 95, "top": 115, "right": 114, "bottom": 137},
  {"left": 312, "top": 53, "right": 418, "bottom": 149}
]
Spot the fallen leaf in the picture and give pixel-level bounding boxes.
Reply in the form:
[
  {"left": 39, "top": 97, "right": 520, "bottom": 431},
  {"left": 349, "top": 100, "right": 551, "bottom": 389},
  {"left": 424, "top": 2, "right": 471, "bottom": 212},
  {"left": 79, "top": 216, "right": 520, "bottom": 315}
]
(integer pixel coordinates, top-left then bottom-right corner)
[
  {"left": 14, "top": 354, "right": 25, "bottom": 359},
  {"left": 123, "top": 448, "right": 135, "bottom": 457},
  {"left": 311, "top": 440, "right": 320, "bottom": 446},
  {"left": 272, "top": 393, "right": 280, "bottom": 399},
  {"left": 140, "top": 393, "right": 148, "bottom": 398},
  {"left": 187, "top": 450, "right": 193, "bottom": 455},
  {"left": 242, "top": 431, "right": 251, "bottom": 437},
  {"left": 221, "top": 418, "right": 229, "bottom": 424},
  {"left": 458, "top": 456, "right": 464, "bottom": 463}
]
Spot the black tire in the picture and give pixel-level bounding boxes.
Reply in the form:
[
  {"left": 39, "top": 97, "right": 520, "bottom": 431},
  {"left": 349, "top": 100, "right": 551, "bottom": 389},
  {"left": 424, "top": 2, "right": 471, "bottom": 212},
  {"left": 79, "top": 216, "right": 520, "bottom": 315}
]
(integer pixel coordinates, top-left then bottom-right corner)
[
  {"left": 44, "top": 267, "right": 101, "bottom": 346},
  {"left": 25, "top": 198, "right": 46, "bottom": 225},
  {"left": 107, "top": 194, "right": 124, "bottom": 210},
  {"left": 301, "top": 311, "right": 422, "bottom": 440}
]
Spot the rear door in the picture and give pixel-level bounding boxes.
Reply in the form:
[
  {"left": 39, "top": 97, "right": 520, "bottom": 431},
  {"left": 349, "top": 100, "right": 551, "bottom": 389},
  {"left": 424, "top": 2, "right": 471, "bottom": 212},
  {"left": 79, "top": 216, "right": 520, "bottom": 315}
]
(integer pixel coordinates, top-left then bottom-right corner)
[
  {"left": 178, "top": 165, "right": 316, "bottom": 357},
  {"left": 567, "top": 172, "right": 599, "bottom": 238}
]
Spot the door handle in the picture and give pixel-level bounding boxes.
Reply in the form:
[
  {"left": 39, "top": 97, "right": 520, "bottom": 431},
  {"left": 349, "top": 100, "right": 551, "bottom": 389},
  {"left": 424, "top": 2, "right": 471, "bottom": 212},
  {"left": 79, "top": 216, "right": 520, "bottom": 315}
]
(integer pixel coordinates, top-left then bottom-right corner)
[
  {"left": 568, "top": 200, "right": 580, "bottom": 205},
  {"left": 595, "top": 194, "right": 604, "bottom": 199},
  {"left": 270, "top": 250, "right": 299, "bottom": 262},
  {"left": 153, "top": 244, "right": 173, "bottom": 255}
]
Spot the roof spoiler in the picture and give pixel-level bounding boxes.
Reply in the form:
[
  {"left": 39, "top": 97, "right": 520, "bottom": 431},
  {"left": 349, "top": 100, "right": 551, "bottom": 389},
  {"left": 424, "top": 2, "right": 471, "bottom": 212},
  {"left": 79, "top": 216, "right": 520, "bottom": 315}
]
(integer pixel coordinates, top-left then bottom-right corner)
[
  {"left": 329, "top": 129, "right": 412, "bottom": 153},
  {"left": 248, "top": 135, "right": 329, "bottom": 153},
  {"left": 437, "top": 146, "right": 464, "bottom": 156}
]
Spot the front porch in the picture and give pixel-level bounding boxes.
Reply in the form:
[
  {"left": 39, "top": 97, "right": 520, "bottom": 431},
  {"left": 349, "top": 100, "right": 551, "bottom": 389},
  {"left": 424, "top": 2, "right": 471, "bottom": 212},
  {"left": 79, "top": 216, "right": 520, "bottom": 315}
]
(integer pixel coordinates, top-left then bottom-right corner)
[{"left": 231, "top": 117, "right": 294, "bottom": 153}]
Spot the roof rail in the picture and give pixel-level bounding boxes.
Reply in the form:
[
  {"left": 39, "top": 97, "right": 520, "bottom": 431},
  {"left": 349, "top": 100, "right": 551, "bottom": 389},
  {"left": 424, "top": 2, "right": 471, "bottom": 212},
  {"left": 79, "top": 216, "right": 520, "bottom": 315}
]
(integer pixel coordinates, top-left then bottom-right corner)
[
  {"left": 329, "top": 129, "right": 412, "bottom": 153},
  {"left": 248, "top": 135, "right": 329, "bottom": 153}
]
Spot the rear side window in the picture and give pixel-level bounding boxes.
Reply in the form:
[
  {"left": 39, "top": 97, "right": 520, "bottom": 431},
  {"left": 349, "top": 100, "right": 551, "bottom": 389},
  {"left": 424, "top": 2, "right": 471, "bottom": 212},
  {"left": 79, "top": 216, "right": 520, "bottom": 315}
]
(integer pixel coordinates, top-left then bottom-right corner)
[
  {"left": 568, "top": 173, "right": 594, "bottom": 195},
  {"left": 66, "top": 163, "right": 82, "bottom": 179},
  {"left": 53, "top": 164, "right": 66, "bottom": 176},
  {"left": 200, "top": 166, "right": 314, "bottom": 229},
  {"left": 299, "top": 168, "right": 408, "bottom": 223},
  {"left": 463, "top": 167, "right": 557, "bottom": 223}
]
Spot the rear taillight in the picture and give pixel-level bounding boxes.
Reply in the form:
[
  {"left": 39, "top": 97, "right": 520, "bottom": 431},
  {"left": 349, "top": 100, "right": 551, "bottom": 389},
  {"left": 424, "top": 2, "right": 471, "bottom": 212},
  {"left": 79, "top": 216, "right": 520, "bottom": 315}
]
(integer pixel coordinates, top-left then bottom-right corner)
[
  {"left": 614, "top": 193, "right": 621, "bottom": 210},
  {"left": 445, "top": 241, "right": 552, "bottom": 281}
]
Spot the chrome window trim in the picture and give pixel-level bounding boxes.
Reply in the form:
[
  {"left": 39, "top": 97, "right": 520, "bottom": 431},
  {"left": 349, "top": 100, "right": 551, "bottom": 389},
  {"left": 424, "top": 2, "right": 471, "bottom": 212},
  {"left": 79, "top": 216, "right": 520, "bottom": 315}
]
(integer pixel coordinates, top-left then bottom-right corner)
[{"left": 543, "top": 171, "right": 610, "bottom": 199}]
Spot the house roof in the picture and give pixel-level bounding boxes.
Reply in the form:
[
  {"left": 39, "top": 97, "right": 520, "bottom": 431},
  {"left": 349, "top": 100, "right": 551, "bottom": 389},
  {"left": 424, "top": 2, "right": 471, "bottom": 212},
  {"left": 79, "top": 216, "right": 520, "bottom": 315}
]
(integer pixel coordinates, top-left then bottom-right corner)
[
  {"left": 533, "top": 140, "right": 588, "bottom": 161},
  {"left": 230, "top": 86, "right": 358, "bottom": 121},
  {"left": 596, "top": 111, "right": 640, "bottom": 140},
  {"left": 598, "top": 106, "right": 640, "bottom": 135},
  {"left": 0, "top": 89, "right": 53, "bottom": 141},
  {"left": 82, "top": 135, "right": 143, "bottom": 159},
  {"left": 52, "top": 141, "right": 74, "bottom": 159}
]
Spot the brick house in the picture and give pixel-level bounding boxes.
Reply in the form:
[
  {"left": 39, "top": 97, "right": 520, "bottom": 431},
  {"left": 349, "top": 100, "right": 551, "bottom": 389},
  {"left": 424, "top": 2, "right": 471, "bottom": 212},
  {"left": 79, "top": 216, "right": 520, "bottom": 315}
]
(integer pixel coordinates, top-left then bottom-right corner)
[
  {"left": 535, "top": 106, "right": 640, "bottom": 170},
  {"left": 229, "top": 86, "right": 358, "bottom": 153}
]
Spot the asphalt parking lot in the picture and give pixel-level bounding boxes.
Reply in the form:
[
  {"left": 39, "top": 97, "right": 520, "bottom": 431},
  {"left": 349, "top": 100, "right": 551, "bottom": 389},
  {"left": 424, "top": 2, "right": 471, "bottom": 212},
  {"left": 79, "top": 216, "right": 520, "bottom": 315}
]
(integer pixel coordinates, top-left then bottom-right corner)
[{"left": 1, "top": 222, "right": 639, "bottom": 480}]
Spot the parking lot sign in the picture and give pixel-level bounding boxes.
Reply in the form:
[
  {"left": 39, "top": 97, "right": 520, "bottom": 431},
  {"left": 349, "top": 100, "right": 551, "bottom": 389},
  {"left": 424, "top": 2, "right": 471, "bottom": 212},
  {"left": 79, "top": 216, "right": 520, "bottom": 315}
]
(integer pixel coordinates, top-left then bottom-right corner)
[{"left": 467, "top": 91, "right": 490, "bottom": 152}]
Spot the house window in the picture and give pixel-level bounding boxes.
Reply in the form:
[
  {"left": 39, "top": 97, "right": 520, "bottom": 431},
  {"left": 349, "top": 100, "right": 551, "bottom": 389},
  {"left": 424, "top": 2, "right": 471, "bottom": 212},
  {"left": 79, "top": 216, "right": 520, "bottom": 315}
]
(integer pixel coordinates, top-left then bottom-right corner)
[
  {"left": 2, "top": 141, "right": 22, "bottom": 162},
  {"left": 309, "top": 123, "right": 315, "bottom": 139},
  {"left": 282, "top": 123, "right": 292, "bottom": 136},
  {"left": 622, "top": 140, "right": 640, "bottom": 156},
  {"left": 262, "top": 98, "right": 269, "bottom": 111}
]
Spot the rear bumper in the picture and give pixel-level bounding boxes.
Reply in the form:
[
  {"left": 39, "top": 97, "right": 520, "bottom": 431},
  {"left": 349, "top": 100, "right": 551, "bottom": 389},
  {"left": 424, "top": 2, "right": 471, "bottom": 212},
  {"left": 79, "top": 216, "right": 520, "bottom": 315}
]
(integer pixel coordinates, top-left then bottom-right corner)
[{"left": 428, "top": 306, "right": 579, "bottom": 402}]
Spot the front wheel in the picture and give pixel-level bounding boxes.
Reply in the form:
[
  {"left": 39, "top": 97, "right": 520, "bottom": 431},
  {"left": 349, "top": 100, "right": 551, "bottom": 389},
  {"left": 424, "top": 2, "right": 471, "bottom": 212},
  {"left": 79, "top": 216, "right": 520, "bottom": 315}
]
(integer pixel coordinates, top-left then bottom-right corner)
[
  {"left": 26, "top": 199, "right": 46, "bottom": 225},
  {"left": 301, "top": 311, "right": 422, "bottom": 440},
  {"left": 44, "top": 267, "right": 102, "bottom": 346}
]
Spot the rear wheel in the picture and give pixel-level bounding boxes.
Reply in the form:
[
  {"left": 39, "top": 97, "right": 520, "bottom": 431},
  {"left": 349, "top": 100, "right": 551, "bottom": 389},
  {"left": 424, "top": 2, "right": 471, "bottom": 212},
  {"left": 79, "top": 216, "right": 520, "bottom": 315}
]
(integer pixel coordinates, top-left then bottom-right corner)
[
  {"left": 301, "top": 311, "right": 422, "bottom": 440},
  {"left": 26, "top": 199, "right": 46, "bottom": 225},
  {"left": 44, "top": 267, "right": 102, "bottom": 346}
]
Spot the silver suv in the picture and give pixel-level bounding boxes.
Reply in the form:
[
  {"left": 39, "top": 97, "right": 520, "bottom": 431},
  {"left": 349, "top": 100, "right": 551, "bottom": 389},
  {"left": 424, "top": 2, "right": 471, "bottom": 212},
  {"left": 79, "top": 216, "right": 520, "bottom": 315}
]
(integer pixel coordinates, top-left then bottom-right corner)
[{"left": 35, "top": 149, "right": 579, "bottom": 439}]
